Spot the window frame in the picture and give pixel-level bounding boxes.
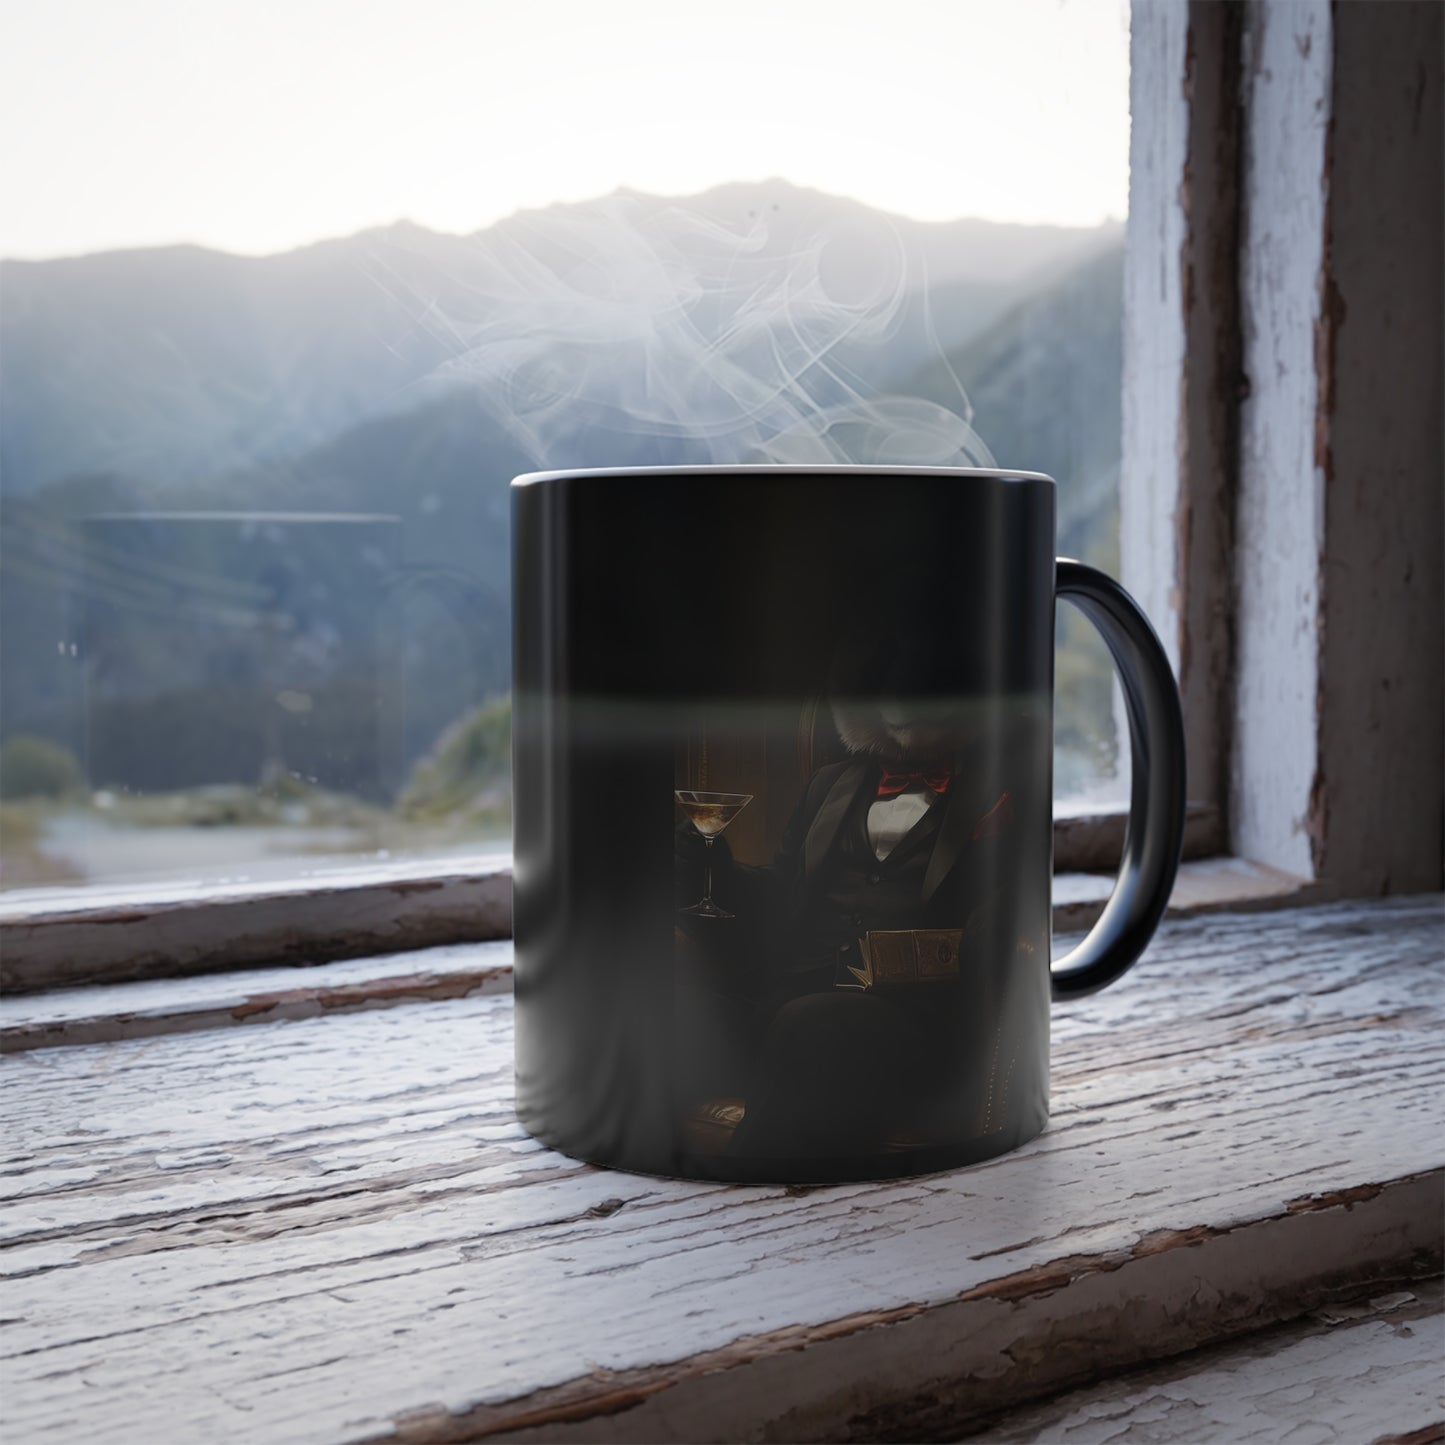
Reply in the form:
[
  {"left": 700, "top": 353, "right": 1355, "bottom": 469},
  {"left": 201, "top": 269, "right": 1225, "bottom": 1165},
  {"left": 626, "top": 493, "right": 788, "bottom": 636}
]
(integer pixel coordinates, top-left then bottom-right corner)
[
  {"left": 1121, "top": 0, "right": 1242, "bottom": 866},
  {"left": 2, "top": 804, "right": 1243, "bottom": 994},
  {"left": 0, "top": 3, "right": 1270, "bottom": 987},
  {"left": 1125, "top": 0, "right": 1441, "bottom": 900},
  {"left": 4, "top": 0, "right": 1440, "bottom": 994}
]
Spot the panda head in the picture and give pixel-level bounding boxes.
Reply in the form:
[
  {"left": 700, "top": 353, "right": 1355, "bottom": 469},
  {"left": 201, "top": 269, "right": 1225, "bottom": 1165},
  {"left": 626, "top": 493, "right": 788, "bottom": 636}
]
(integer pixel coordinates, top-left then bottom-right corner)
[{"left": 824, "top": 570, "right": 988, "bottom": 765}]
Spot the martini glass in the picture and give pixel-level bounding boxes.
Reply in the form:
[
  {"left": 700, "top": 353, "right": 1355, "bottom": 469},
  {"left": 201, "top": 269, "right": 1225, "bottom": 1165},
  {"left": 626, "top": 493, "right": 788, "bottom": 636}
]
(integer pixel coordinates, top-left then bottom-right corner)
[{"left": 675, "top": 789, "right": 753, "bottom": 918}]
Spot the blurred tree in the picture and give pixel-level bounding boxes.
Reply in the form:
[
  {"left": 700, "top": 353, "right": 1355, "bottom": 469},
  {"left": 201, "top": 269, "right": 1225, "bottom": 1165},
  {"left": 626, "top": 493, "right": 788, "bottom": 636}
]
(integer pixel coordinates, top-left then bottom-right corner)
[
  {"left": 0, "top": 735, "right": 84, "bottom": 800},
  {"left": 400, "top": 695, "right": 511, "bottom": 823}
]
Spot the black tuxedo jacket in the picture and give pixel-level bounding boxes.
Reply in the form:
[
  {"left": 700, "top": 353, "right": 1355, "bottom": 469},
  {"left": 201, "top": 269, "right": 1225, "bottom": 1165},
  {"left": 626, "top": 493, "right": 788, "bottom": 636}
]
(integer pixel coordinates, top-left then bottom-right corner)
[{"left": 699, "top": 753, "right": 1023, "bottom": 997}]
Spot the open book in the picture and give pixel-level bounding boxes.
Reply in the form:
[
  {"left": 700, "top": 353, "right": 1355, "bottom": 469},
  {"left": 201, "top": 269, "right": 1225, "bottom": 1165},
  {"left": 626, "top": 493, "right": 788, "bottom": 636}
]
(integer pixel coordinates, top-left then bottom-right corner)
[{"left": 847, "top": 929, "right": 965, "bottom": 990}]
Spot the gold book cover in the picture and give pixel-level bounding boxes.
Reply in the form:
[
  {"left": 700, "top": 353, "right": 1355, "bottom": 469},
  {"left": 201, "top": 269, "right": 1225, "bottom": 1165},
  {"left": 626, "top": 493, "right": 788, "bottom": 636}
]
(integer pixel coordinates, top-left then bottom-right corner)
[{"left": 847, "top": 930, "right": 965, "bottom": 990}]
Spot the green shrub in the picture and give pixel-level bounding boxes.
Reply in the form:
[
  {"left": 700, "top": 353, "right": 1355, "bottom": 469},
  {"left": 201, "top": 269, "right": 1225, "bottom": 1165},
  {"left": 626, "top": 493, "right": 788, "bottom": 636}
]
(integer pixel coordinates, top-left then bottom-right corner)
[
  {"left": 0, "top": 734, "right": 84, "bottom": 800},
  {"left": 400, "top": 695, "right": 511, "bottom": 821}
]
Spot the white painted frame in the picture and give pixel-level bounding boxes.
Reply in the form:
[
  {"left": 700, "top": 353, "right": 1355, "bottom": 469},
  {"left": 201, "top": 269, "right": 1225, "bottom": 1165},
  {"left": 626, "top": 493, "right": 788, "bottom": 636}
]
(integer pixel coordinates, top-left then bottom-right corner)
[{"left": 1123, "top": 0, "right": 1442, "bottom": 894}]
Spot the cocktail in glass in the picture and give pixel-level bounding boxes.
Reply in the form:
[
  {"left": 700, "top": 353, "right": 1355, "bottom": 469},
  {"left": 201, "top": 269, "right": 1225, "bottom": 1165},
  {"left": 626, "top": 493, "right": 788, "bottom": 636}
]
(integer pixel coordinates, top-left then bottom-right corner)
[{"left": 674, "top": 789, "right": 752, "bottom": 918}]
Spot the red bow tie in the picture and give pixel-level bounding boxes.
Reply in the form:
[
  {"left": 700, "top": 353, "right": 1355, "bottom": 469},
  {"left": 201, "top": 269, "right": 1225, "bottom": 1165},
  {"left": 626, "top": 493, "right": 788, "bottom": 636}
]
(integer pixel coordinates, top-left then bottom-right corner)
[{"left": 875, "top": 765, "right": 952, "bottom": 799}]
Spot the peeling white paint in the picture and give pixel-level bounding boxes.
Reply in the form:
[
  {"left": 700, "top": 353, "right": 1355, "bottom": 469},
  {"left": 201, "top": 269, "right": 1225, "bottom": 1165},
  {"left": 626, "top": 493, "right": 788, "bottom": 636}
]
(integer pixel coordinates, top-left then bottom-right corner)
[
  {"left": 1, "top": 898, "right": 1439, "bottom": 1443},
  {"left": 1121, "top": 1, "right": 1189, "bottom": 676},
  {"left": 1233, "top": 0, "right": 1333, "bottom": 878},
  {"left": 971, "top": 1282, "right": 1444, "bottom": 1443}
]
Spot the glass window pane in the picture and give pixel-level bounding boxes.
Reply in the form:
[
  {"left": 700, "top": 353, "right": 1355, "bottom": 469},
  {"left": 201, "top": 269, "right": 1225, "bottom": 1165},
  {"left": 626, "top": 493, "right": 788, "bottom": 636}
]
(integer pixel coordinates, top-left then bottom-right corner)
[{"left": 0, "top": 0, "right": 1130, "bottom": 890}]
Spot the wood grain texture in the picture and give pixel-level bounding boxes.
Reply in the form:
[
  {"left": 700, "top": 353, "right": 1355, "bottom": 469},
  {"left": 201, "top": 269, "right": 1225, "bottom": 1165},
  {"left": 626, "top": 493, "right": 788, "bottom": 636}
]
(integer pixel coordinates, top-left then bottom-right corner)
[
  {"left": 1315, "top": 0, "right": 1444, "bottom": 897},
  {"left": 0, "top": 823, "right": 1233, "bottom": 996},
  {"left": 1052, "top": 802, "right": 1219, "bottom": 873},
  {"left": 1120, "top": 4, "right": 1242, "bottom": 851},
  {"left": 1121, "top": 0, "right": 1188, "bottom": 676},
  {"left": 958, "top": 1280, "right": 1443, "bottom": 1443},
  {"left": 0, "top": 941, "right": 515, "bottom": 1052},
  {"left": 1233, "top": 0, "right": 1332, "bottom": 878},
  {"left": 1174, "top": 0, "right": 1243, "bottom": 847},
  {"left": 1, "top": 898, "right": 1440, "bottom": 1443},
  {"left": 0, "top": 856, "right": 514, "bottom": 994},
  {"left": 2, "top": 859, "right": 1316, "bottom": 1053}
]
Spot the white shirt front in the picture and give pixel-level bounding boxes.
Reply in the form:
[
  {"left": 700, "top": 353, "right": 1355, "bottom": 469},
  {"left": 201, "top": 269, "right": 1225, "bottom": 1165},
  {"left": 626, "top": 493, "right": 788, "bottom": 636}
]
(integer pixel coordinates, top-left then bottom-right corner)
[{"left": 866, "top": 787, "right": 939, "bottom": 862}]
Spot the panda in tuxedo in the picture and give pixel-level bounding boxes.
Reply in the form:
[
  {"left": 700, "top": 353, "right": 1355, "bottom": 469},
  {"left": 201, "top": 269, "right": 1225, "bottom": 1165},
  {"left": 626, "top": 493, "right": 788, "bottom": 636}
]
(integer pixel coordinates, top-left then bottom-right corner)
[{"left": 676, "top": 582, "right": 1034, "bottom": 1165}]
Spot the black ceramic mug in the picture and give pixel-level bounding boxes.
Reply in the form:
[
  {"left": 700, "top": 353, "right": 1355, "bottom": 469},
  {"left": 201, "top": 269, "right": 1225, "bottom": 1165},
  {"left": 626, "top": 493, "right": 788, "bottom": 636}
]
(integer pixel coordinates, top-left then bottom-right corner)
[{"left": 512, "top": 466, "right": 1186, "bottom": 1183}]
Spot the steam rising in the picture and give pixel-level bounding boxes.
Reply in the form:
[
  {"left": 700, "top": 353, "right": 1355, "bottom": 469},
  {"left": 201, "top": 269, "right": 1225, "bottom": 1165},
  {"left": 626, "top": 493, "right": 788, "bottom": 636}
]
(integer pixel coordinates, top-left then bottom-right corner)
[{"left": 398, "top": 193, "right": 995, "bottom": 470}]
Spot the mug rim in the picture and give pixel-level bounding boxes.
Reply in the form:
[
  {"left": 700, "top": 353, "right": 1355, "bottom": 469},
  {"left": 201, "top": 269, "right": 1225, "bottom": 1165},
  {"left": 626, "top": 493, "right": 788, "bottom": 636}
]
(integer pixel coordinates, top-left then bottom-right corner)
[{"left": 511, "top": 464, "right": 1056, "bottom": 488}]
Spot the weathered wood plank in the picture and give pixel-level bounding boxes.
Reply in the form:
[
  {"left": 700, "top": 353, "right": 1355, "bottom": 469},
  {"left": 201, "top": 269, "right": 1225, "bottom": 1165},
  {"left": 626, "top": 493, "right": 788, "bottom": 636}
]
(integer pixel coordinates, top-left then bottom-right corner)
[
  {"left": 0, "top": 850, "right": 1303, "bottom": 998},
  {"left": 0, "top": 898, "right": 1440, "bottom": 1444},
  {"left": 2, "top": 858, "right": 1314, "bottom": 1051},
  {"left": 1052, "top": 802, "right": 1221, "bottom": 871},
  {"left": 957, "top": 1280, "right": 1444, "bottom": 1443},
  {"left": 1051, "top": 853, "right": 1314, "bottom": 930},
  {"left": 0, "top": 855, "right": 515, "bottom": 994},
  {"left": 0, "top": 941, "right": 515, "bottom": 1052}
]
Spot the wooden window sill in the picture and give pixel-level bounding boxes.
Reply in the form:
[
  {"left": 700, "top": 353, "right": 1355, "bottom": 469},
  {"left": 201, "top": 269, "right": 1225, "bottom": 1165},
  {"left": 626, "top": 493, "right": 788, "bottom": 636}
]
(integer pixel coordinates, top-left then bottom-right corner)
[
  {"left": 2, "top": 894, "right": 1440, "bottom": 1441},
  {"left": 0, "top": 853, "right": 516, "bottom": 994},
  {"left": 1, "top": 842, "right": 1288, "bottom": 997},
  {"left": 1, "top": 858, "right": 1314, "bottom": 1048}
]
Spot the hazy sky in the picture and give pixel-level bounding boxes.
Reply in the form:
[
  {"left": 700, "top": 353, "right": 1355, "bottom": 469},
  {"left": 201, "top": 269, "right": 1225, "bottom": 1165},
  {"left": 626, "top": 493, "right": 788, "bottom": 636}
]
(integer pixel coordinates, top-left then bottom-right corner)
[{"left": 1, "top": 0, "right": 1130, "bottom": 261}]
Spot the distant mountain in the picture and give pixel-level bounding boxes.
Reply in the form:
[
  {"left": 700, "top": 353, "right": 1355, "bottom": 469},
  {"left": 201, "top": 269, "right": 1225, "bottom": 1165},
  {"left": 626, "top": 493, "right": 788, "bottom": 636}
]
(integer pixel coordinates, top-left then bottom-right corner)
[
  {"left": 0, "top": 185, "right": 1125, "bottom": 793},
  {"left": 0, "top": 181, "right": 1119, "bottom": 497},
  {"left": 0, "top": 230, "right": 459, "bottom": 498}
]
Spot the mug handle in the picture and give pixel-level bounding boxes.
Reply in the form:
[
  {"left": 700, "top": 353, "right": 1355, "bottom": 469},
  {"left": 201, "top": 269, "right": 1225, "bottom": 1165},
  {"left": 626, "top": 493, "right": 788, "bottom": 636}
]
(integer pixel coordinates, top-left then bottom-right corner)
[{"left": 1050, "top": 560, "right": 1187, "bottom": 999}]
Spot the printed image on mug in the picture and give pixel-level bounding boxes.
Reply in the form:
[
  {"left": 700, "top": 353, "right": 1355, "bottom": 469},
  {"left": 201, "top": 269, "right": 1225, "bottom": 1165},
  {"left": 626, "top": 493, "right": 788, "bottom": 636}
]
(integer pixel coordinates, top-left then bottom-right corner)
[
  {"left": 512, "top": 466, "right": 1183, "bottom": 1185},
  {"left": 670, "top": 567, "right": 1050, "bottom": 1168}
]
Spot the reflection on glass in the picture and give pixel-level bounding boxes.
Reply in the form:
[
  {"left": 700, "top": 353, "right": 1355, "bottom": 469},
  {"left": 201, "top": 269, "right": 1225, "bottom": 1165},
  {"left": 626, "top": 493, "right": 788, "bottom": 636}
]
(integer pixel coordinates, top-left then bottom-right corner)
[
  {"left": 0, "top": 511, "right": 508, "bottom": 891},
  {"left": 675, "top": 789, "right": 752, "bottom": 919},
  {"left": 1, "top": 1, "right": 1128, "bottom": 892}
]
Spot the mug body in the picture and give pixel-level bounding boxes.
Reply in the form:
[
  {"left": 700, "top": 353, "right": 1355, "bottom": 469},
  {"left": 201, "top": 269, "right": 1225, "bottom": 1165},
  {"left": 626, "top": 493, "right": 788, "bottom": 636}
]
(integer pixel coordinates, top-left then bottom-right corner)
[{"left": 512, "top": 466, "right": 1056, "bottom": 1182}]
